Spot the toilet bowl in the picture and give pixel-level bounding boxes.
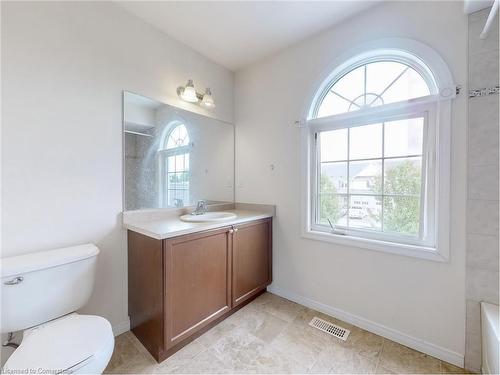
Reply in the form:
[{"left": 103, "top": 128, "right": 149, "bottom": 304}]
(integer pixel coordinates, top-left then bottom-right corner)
[
  {"left": 3, "top": 314, "right": 114, "bottom": 374},
  {"left": 1, "top": 244, "right": 114, "bottom": 374}
]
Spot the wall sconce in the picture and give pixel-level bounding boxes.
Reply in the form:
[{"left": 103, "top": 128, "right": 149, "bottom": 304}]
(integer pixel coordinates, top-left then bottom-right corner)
[{"left": 177, "top": 79, "right": 216, "bottom": 109}]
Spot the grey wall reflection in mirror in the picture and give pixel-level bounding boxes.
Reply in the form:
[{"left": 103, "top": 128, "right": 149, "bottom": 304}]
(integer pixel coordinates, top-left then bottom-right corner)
[{"left": 123, "top": 91, "right": 234, "bottom": 210}]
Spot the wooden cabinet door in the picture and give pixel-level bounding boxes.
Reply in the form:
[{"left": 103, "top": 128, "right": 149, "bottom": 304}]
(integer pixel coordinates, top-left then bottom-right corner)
[
  {"left": 164, "top": 227, "right": 232, "bottom": 349},
  {"left": 128, "top": 231, "right": 165, "bottom": 361},
  {"left": 232, "top": 218, "right": 272, "bottom": 307}
]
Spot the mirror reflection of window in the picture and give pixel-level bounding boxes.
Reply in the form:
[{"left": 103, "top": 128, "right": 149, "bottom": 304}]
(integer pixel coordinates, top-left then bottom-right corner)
[
  {"left": 159, "top": 123, "right": 191, "bottom": 207},
  {"left": 123, "top": 91, "right": 235, "bottom": 211}
]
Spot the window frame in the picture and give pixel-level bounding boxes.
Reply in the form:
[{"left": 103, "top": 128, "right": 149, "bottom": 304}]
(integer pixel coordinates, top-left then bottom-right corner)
[
  {"left": 313, "top": 60, "right": 433, "bottom": 119},
  {"left": 300, "top": 41, "right": 455, "bottom": 262},
  {"left": 309, "top": 98, "right": 437, "bottom": 249}
]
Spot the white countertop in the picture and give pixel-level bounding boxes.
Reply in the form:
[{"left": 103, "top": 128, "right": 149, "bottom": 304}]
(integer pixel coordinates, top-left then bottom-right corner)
[{"left": 123, "top": 204, "right": 274, "bottom": 240}]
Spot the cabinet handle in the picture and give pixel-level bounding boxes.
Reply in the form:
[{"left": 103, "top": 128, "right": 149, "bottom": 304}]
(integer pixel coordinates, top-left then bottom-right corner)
[
  {"left": 228, "top": 229, "right": 234, "bottom": 234},
  {"left": 233, "top": 227, "right": 239, "bottom": 232}
]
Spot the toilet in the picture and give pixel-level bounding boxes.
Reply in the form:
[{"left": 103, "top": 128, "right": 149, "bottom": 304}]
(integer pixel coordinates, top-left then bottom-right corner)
[{"left": 1, "top": 244, "right": 115, "bottom": 374}]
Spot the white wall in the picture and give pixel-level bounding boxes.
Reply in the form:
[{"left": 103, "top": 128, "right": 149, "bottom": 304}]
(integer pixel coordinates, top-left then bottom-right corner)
[
  {"left": 1, "top": 0, "right": 234, "bottom": 335},
  {"left": 235, "top": 0, "right": 467, "bottom": 363}
]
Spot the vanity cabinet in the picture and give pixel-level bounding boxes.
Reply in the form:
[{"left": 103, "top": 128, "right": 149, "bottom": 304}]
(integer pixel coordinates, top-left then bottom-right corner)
[
  {"left": 127, "top": 217, "right": 272, "bottom": 362},
  {"left": 164, "top": 227, "right": 232, "bottom": 349},
  {"left": 232, "top": 219, "right": 272, "bottom": 307}
]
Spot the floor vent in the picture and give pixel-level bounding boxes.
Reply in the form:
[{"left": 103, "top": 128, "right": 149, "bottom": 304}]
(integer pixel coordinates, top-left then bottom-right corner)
[{"left": 309, "top": 317, "right": 350, "bottom": 341}]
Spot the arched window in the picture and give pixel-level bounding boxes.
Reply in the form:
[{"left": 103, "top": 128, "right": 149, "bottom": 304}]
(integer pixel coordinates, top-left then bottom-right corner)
[
  {"left": 315, "top": 61, "right": 431, "bottom": 118},
  {"left": 159, "top": 123, "right": 191, "bottom": 207},
  {"left": 302, "top": 43, "right": 455, "bottom": 261}
]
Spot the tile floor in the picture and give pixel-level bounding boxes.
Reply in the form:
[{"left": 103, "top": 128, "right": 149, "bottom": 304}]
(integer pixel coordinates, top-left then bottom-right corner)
[{"left": 104, "top": 293, "right": 471, "bottom": 374}]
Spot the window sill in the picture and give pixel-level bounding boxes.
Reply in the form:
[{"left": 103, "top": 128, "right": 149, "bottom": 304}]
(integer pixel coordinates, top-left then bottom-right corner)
[{"left": 302, "top": 229, "right": 447, "bottom": 262}]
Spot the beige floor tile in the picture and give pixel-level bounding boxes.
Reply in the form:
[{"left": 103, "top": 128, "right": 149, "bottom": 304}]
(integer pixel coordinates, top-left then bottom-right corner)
[
  {"left": 374, "top": 364, "right": 396, "bottom": 374},
  {"left": 195, "top": 319, "right": 238, "bottom": 348},
  {"left": 112, "top": 354, "right": 158, "bottom": 374},
  {"left": 223, "top": 303, "right": 256, "bottom": 325},
  {"left": 379, "top": 340, "right": 441, "bottom": 374},
  {"left": 228, "top": 304, "right": 288, "bottom": 343},
  {"left": 252, "top": 291, "right": 282, "bottom": 306},
  {"left": 440, "top": 361, "right": 473, "bottom": 374},
  {"left": 127, "top": 332, "right": 154, "bottom": 357},
  {"left": 255, "top": 293, "right": 308, "bottom": 322},
  {"left": 309, "top": 342, "right": 377, "bottom": 374},
  {"left": 210, "top": 326, "right": 267, "bottom": 372},
  {"left": 105, "top": 295, "right": 455, "bottom": 375},
  {"left": 249, "top": 344, "right": 309, "bottom": 374},
  {"left": 173, "top": 348, "right": 230, "bottom": 374},
  {"left": 153, "top": 339, "right": 207, "bottom": 374},
  {"left": 347, "top": 328, "right": 384, "bottom": 360},
  {"left": 269, "top": 318, "right": 332, "bottom": 370},
  {"left": 104, "top": 332, "right": 145, "bottom": 373}
]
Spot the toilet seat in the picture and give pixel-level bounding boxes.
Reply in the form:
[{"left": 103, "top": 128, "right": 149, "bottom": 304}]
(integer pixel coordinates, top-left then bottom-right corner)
[{"left": 3, "top": 314, "right": 114, "bottom": 374}]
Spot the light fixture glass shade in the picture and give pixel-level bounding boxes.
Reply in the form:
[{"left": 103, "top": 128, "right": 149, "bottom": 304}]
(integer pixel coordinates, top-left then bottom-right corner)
[
  {"left": 180, "top": 79, "right": 198, "bottom": 103},
  {"left": 200, "top": 88, "right": 215, "bottom": 108}
]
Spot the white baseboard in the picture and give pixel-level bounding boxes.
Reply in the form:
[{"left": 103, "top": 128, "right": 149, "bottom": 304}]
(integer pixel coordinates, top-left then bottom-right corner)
[
  {"left": 268, "top": 285, "right": 464, "bottom": 368},
  {"left": 112, "top": 318, "right": 130, "bottom": 336}
]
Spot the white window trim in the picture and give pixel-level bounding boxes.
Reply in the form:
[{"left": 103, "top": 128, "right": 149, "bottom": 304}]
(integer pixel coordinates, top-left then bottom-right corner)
[
  {"left": 306, "top": 99, "right": 438, "bottom": 256},
  {"left": 300, "top": 39, "right": 455, "bottom": 262}
]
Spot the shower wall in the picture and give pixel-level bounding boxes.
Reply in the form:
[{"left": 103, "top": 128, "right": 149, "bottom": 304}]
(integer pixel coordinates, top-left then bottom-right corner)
[
  {"left": 465, "top": 7, "right": 499, "bottom": 372},
  {"left": 124, "top": 133, "right": 158, "bottom": 210}
]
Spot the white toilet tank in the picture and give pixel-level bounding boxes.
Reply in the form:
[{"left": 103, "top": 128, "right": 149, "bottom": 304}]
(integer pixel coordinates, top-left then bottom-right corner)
[{"left": 1, "top": 244, "right": 99, "bottom": 333}]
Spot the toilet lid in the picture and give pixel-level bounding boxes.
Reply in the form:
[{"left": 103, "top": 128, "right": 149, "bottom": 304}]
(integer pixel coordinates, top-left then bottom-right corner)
[{"left": 3, "top": 314, "right": 114, "bottom": 373}]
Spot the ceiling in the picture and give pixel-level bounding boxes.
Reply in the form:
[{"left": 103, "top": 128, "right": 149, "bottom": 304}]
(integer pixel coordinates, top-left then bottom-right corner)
[{"left": 117, "top": 1, "right": 381, "bottom": 71}]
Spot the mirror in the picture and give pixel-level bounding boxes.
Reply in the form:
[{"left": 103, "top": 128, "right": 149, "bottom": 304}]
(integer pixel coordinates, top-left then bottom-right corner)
[{"left": 123, "top": 91, "right": 234, "bottom": 211}]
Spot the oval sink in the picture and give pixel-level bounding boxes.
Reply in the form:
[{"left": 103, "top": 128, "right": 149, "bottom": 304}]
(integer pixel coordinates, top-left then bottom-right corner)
[{"left": 180, "top": 212, "right": 237, "bottom": 223}]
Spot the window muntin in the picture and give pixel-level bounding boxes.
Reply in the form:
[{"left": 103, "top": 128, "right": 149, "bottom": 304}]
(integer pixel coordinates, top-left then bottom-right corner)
[
  {"left": 159, "top": 123, "right": 191, "bottom": 207},
  {"left": 166, "top": 152, "right": 190, "bottom": 207},
  {"left": 316, "top": 61, "right": 431, "bottom": 119},
  {"left": 314, "top": 114, "right": 430, "bottom": 245},
  {"left": 166, "top": 123, "right": 190, "bottom": 149}
]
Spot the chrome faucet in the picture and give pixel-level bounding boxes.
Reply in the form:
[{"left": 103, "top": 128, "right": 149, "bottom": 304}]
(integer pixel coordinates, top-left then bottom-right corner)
[{"left": 191, "top": 200, "right": 208, "bottom": 215}]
